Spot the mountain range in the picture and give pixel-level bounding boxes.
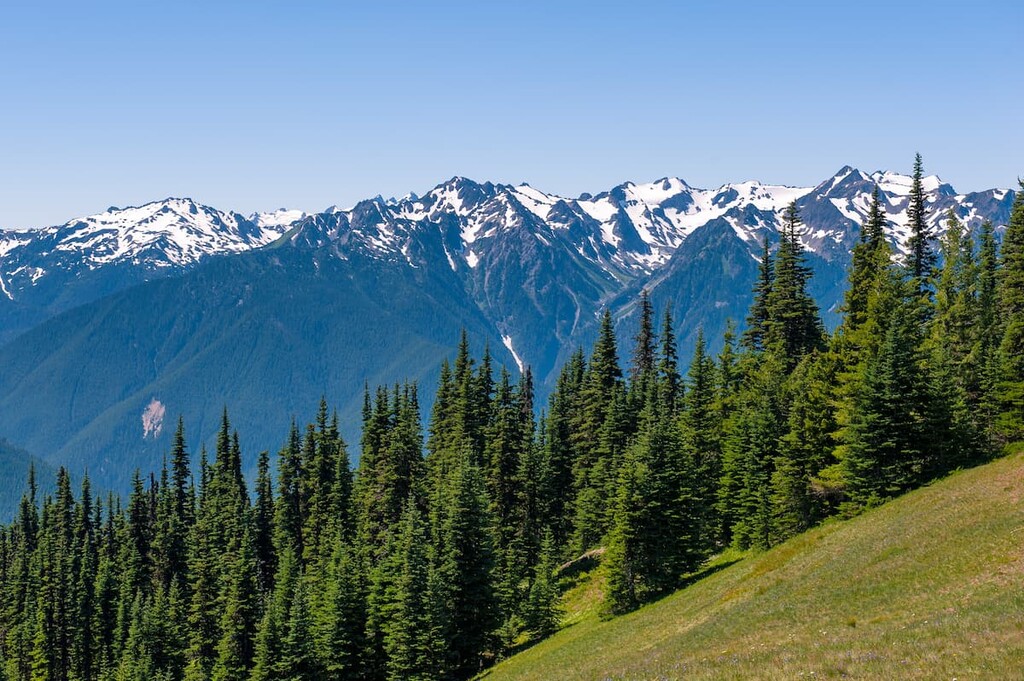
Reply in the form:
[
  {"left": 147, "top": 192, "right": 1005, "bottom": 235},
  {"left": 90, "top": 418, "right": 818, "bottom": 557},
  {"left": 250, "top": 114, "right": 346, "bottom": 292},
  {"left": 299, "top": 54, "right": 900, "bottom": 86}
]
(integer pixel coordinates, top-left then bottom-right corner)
[{"left": 0, "top": 166, "right": 1015, "bottom": 492}]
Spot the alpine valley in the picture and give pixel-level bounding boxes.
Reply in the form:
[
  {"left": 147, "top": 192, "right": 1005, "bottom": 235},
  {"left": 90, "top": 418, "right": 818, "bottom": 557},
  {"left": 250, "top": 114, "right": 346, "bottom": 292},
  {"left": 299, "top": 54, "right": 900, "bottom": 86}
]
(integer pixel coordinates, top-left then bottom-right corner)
[{"left": 0, "top": 166, "right": 1014, "bottom": 492}]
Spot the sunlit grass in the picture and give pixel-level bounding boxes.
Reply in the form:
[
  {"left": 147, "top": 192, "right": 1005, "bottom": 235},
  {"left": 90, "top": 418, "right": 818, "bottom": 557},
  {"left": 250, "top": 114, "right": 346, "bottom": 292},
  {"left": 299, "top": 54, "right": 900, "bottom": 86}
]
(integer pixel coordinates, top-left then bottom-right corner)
[{"left": 483, "top": 452, "right": 1024, "bottom": 680}]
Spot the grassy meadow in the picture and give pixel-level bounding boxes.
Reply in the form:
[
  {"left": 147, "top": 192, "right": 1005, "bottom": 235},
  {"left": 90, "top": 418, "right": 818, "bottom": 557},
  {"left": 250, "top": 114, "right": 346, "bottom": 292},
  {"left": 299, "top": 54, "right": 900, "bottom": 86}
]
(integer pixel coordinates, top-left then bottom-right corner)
[{"left": 484, "top": 452, "right": 1024, "bottom": 680}]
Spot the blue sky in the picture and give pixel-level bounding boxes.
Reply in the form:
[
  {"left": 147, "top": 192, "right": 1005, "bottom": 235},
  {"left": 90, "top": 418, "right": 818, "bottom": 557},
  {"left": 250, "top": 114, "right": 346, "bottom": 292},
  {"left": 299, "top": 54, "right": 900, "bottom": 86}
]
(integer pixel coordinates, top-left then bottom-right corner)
[{"left": 1, "top": 0, "right": 1021, "bottom": 228}]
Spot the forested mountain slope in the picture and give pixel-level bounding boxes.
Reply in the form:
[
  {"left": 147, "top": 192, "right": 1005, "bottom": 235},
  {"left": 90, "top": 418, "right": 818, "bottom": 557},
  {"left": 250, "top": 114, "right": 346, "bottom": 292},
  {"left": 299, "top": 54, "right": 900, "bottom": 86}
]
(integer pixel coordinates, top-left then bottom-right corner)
[
  {"left": 0, "top": 162, "right": 1013, "bottom": 489},
  {"left": 1, "top": 170, "right": 1022, "bottom": 680}
]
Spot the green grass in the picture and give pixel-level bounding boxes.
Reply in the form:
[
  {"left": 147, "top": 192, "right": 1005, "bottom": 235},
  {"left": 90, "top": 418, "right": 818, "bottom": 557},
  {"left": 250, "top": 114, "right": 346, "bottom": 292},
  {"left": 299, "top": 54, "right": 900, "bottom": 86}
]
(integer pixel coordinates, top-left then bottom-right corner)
[{"left": 484, "top": 453, "right": 1024, "bottom": 680}]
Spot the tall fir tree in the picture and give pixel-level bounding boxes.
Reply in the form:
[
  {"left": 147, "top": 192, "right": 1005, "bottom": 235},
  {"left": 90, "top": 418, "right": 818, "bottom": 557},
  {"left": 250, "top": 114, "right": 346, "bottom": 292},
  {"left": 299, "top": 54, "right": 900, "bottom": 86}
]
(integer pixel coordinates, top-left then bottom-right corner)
[
  {"left": 383, "top": 500, "right": 435, "bottom": 681},
  {"left": 318, "top": 540, "right": 367, "bottom": 680},
  {"left": 905, "top": 153, "right": 936, "bottom": 295},
  {"left": 743, "top": 237, "right": 774, "bottom": 352},
  {"left": 278, "top": 581, "right": 320, "bottom": 681},
  {"left": 212, "top": 521, "right": 259, "bottom": 681},
  {"left": 843, "top": 186, "right": 888, "bottom": 331},
  {"left": 976, "top": 220, "right": 1003, "bottom": 438},
  {"left": 629, "top": 290, "right": 657, "bottom": 409},
  {"left": 523, "top": 529, "right": 561, "bottom": 640},
  {"left": 763, "top": 202, "right": 824, "bottom": 367},
  {"left": 432, "top": 459, "right": 497, "bottom": 679},
  {"left": 773, "top": 351, "right": 839, "bottom": 540},
  {"left": 997, "top": 183, "right": 1024, "bottom": 444},
  {"left": 252, "top": 450, "right": 276, "bottom": 599},
  {"left": 679, "top": 329, "right": 721, "bottom": 555},
  {"left": 656, "top": 308, "right": 682, "bottom": 415}
]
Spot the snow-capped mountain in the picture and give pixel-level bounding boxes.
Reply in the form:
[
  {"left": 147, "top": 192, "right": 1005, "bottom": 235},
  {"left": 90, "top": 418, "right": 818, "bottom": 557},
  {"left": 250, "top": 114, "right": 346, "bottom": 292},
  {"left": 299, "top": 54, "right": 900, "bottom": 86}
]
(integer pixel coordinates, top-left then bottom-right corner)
[
  {"left": 792, "top": 166, "right": 1013, "bottom": 260},
  {"left": 267, "top": 167, "right": 1012, "bottom": 382},
  {"left": 0, "top": 167, "right": 1013, "bottom": 350},
  {"left": 341, "top": 175, "right": 814, "bottom": 276},
  {"left": 250, "top": 208, "right": 308, "bottom": 230},
  {"left": 287, "top": 167, "right": 1012, "bottom": 279},
  {"left": 0, "top": 165, "right": 1015, "bottom": 493},
  {"left": 0, "top": 198, "right": 293, "bottom": 344},
  {"left": 2, "top": 168, "right": 1010, "bottom": 302},
  {"left": 0, "top": 197, "right": 286, "bottom": 283}
]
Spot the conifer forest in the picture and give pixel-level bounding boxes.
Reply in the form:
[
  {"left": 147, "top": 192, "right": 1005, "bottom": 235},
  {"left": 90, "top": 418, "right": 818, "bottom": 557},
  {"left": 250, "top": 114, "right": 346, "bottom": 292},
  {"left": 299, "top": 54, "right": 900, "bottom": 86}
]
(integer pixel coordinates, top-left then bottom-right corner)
[{"left": 2, "top": 158, "right": 1023, "bottom": 681}]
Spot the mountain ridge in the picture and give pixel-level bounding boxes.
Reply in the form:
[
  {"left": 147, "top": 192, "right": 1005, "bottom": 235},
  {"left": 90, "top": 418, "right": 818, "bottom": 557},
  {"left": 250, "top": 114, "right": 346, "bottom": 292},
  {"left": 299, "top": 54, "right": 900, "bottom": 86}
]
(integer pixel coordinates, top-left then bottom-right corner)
[{"left": 0, "top": 164, "right": 1015, "bottom": 491}]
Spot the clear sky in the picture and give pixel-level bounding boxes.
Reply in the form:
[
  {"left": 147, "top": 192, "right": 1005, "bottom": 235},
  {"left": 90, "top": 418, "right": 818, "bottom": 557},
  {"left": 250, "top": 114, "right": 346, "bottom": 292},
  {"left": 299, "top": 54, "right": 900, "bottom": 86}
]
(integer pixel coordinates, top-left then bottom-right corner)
[{"left": 1, "top": 0, "right": 1021, "bottom": 228}]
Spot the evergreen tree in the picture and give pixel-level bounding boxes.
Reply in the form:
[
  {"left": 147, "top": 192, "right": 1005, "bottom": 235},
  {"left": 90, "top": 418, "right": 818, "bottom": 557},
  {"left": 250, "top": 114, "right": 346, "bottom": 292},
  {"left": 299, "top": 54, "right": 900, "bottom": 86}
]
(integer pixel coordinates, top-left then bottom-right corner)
[
  {"left": 252, "top": 450, "right": 276, "bottom": 598},
  {"left": 318, "top": 540, "right": 367, "bottom": 680},
  {"left": 539, "top": 350, "right": 585, "bottom": 550},
  {"left": 569, "top": 310, "right": 624, "bottom": 549},
  {"left": 484, "top": 367, "right": 530, "bottom": 633},
  {"left": 70, "top": 475, "right": 98, "bottom": 681},
  {"left": 602, "top": 446, "right": 647, "bottom": 616},
  {"left": 523, "top": 529, "right": 561, "bottom": 640},
  {"left": 905, "top": 153, "right": 936, "bottom": 294},
  {"left": 212, "top": 522, "right": 259, "bottom": 681},
  {"left": 976, "top": 220, "right": 1002, "bottom": 438},
  {"left": 773, "top": 351, "right": 839, "bottom": 540},
  {"left": 656, "top": 308, "right": 682, "bottom": 415},
  {"left": 842, "top": 300, "right": 953, "bottom": 505},
  {"left": 629, "top": 290, "right": 657, "bottom": 407},
  {"left": 356, "top": 384, "right": 425, "bottom": 563},
  {"left": 679, "top": 329, "right": 721, "bottom": 555},
  {"left": 843, "top": 186, "right": 888, "bottom": 331},
  {"left": 603, "top": 394, "right": 693, "bottom": 614},
  {"left": 274, "top": 421, "right": 304, "bottom": 559},
  {"left": 328, "top": 413, "right": 354, "bottom": 546},
  {"left": 997, "top": 183, "right": 1024, "bottom": 443},
  {"left": 433, "top": 460, "right": 497, "bottom": 679},
  {"left": 743, "top": 237, "right": 774, "bottom": 352},
  {"left": 278, "top": 581, "right": 320, "bottom": 681},
  {"left": 716, "top": 321, "right": 742, "bottom": 419},
  {"left": 581, "top": 310, "right": 623, "bottom": 448},
  {"left": 151, "top": 418, "right": 193, "bottom": 595},
  {"left": 764, "top": 202, "right": 824, "bottom": 366},
  {"left": 719, "top": 356, "right": 786, "bottom": 549},
  {"left": 931, "top": 210, "right": 985, "bottom": 461},
  {"left": 170, "top": 417, "right": 193, "bottom": 526},
  {"left": 249, "top": 547, "right": 298, "bottom": 681},
  {"left": 383, "top": 501, "right": 435, "bottom": 681}
]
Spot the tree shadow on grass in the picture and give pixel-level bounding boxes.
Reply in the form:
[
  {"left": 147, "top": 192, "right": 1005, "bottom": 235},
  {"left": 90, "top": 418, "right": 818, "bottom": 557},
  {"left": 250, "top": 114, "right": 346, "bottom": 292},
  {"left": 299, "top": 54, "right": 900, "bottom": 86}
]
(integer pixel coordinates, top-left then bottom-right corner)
[
  {"left": 676, "top": 556, "right": 743, "bottom": 591},
  {"left": 480, "top": 553, "right": 745, "bottom": 677}
]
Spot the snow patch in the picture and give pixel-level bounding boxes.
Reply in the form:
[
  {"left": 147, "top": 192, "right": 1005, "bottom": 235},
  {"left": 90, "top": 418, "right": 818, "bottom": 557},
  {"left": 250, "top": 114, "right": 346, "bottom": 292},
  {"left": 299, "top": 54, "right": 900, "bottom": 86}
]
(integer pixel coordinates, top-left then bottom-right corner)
[
  {"left": 0, "top": 233, "right": 32, "bottom": 258},
  {"left": 870, "top": 170, "right": 944, "bottom": 196},
  {"left": 577, "top": 197, "right": 618, "bottom": 223},
  {"left": 501, "top": 334, "right": 524, "bottom": 373},
  {"left": 466, "top": 251, "right": 479, "bottom": 268},
  {"left": 461, "top": 217, "right": 485, "bottom": 244},
  {"left": 628, "top": 177, "right": 691, "bottom": 204},
  {"left": 829, "top": 198, "right": 862, "bottom": 224},
  {"left": 512, "top": 185, "right": 555, "bottom": 221},
  {"left": 430, "top": 185, "right": 468, "bottom": 217},
  {"left": 251, "top": 208, "right": 306, "bottom": 228},
  {"left": 599, "top": 217, "right": 621, "bottom": 247},
  {"left": 400, "top": 243, "right": 418, "bottom": 269}
]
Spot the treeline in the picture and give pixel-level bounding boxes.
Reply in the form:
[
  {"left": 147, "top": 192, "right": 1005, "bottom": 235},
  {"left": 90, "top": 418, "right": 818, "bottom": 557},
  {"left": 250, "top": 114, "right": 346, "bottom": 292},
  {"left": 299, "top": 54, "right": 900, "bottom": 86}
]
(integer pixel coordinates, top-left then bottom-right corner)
[
  {"left": 0, "top": 442, "right": 53, "bottom": 522},
  {"left": 1, "top": 157, "right": 1022, "bottom": 680}
]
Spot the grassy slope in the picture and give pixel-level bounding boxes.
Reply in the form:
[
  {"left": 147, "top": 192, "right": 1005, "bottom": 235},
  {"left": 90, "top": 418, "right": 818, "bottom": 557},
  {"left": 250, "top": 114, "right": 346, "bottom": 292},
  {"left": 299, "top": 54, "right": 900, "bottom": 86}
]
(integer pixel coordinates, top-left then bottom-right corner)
[{"left": 485, "top": 453, "right": 1024, "bottom": 680}]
